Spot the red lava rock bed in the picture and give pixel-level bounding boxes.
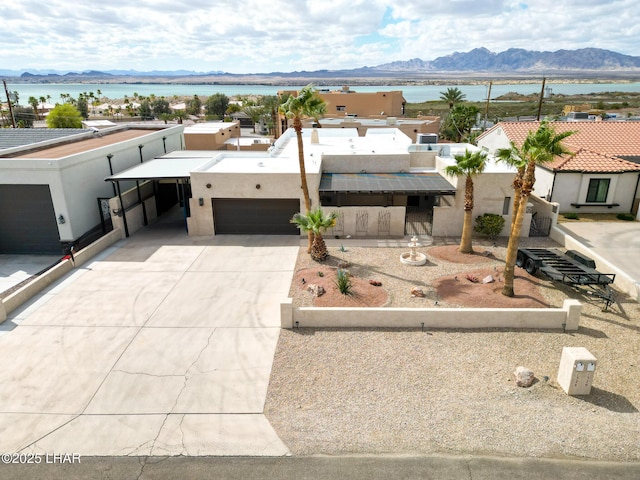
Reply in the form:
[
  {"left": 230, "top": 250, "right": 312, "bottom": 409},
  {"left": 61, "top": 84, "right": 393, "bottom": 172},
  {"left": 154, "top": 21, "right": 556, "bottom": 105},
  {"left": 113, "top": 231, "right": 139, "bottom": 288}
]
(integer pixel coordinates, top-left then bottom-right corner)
[{"left": 291, "top": 245, "right": 554, "bottom": 309}]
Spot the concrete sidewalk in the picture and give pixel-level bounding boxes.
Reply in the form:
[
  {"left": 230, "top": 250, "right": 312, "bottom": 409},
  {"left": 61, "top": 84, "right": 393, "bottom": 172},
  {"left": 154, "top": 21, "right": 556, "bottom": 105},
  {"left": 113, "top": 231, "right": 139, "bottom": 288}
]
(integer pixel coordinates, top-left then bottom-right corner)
[{"left": 0, "top": 226, "right": 299, "bottom": 456}]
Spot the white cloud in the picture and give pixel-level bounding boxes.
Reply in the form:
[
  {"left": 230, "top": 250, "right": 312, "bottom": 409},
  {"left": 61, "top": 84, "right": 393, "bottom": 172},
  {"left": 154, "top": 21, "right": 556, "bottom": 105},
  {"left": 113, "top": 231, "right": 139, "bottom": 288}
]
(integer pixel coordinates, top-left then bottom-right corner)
[{"left": 0, "top": 0, "right": 638, "bottom": 73}]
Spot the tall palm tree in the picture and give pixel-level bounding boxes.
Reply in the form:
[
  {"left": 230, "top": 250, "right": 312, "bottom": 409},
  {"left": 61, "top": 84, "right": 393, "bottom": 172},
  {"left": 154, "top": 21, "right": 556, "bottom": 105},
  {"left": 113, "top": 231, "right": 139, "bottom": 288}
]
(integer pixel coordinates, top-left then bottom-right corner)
[
  {"left": 495, "top": 141, "right": 527, "bottom": 238},
  {"left": 290, "top": 208, "right": 338, "bottom": 262},
  {"left": 279, "top": 84, "right": 327, "bottom": 253},
  {"left": 28, "top": 96, "right": 39, "bottom": 120},
  {"left": 440, "top": 87, "right": 466, "bottom": 109},
  {"left": 500, "top": 122, "right": 575, "bottom": 297},
  {"left": 444, "top": 149, "right": 488, "bottom": 254}
]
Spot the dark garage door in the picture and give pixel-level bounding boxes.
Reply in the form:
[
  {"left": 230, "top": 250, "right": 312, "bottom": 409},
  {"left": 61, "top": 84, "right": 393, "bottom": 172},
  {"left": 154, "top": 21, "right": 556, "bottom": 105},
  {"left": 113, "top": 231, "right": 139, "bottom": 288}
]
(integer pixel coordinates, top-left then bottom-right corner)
[
  {"left": 213, "top": 198, "right": 300, "bottom": 234},
  {"left": 0, "top": 185, "right": 61, "bottom": 254}
]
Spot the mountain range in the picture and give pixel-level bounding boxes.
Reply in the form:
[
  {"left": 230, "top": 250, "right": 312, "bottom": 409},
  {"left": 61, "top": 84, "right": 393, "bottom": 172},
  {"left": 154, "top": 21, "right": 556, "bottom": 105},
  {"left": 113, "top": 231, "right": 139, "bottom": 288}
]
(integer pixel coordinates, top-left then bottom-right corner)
[{"left": 2, "top": 47, "right": 639, "bottom": 79}]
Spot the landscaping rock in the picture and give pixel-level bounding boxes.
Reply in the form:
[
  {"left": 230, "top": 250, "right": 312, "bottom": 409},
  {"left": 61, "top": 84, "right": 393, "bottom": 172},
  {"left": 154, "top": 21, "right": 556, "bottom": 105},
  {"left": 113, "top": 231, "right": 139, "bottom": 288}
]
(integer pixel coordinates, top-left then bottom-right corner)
[
  {"left": 369, "top": 280, "right": 382, "bottom": 286},
  {"left": 514, "top": 366, "right": 535, "bottom": 387},
  {"left": 482, "top": 275, "right": 495, "bottom": 284},
  {"left": 307, "top": 284, "right": 326, "bottom": 297},
  {"left": 410, "top": 287, "right": 424, "bottom": 297}
]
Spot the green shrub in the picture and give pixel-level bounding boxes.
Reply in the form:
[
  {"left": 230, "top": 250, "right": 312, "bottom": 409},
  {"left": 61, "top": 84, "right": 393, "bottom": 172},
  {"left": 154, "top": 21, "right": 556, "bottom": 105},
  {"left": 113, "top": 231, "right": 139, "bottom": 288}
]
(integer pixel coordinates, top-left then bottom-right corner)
[
  {"left": 335, "top": 269, "right": 353, "bottom": 296},
  {"left": 616, "top": 213, "right": 635, "bottom": 221},
  {"left": 474, "top": 213, "right": 505, "bottom": 239},
  {"left": 563, "top": 212, "right": 579, "bottom": 220}
]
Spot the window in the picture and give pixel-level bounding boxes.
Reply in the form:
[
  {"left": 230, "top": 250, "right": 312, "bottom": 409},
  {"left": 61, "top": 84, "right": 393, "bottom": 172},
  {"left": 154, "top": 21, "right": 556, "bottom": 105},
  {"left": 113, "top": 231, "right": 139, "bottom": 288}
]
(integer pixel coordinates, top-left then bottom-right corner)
[
  {"left": 336, "top": 105, "right": 346, "bottom": 112},
  {"left": 502, "top": 197, "right": 511, "bottom": 215},
  {"left": 586, "top": 178, "right": 610, "bottom": 203}
]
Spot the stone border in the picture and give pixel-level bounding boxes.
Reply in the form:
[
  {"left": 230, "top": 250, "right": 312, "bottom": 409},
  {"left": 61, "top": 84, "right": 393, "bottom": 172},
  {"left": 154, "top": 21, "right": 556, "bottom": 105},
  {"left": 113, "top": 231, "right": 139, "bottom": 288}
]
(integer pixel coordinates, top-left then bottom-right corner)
[
  {"left": 0, "top": 229, "right": 122, "bottom": 322},
  {"left": 281, "top": 298, "right": 582, "bottom": 331}
]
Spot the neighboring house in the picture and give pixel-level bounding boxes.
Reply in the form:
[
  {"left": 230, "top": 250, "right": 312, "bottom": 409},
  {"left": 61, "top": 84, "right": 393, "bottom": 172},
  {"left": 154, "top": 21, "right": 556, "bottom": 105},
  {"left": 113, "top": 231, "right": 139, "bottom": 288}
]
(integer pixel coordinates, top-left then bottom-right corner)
[
  {"left": 276, "top": 87, "right": 408, "bottom": 137},
  {"left": 477, "top": 121, "right": 640, "bottom": 217},
  {"left": 183, "top": 121, "right": 241, "bottom": 150},
  {"left": 109, "top": 127, "right": 524, "bottom": 240},
  {"left": 0, "top": 124, "right": 184, "bottom": 254},
  {"left": 303, "top": 116, "right": 441, "bottom": 143}
]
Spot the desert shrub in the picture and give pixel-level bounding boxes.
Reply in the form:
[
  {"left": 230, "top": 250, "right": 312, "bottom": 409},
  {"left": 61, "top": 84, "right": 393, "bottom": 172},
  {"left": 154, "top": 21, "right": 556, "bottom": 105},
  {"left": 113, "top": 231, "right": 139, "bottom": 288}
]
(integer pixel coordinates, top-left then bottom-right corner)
[
  {"left": 474, "top": 213, "right": 505, "bottom": 239},
  {"left": 335, "top": 269, "right": 353, "bottom": 295},
  {"left": 563, "top": 212, "right": 579, "bottom": 220},
  {"left": 616, "top": 213, "right": 635, "bottom": 221}
]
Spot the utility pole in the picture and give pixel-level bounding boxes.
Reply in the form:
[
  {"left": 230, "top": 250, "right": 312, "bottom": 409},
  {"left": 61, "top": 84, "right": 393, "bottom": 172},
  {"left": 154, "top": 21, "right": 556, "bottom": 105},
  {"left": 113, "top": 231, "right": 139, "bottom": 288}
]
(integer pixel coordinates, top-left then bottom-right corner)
[
  {"left": 484, "top": 81, "right": 492, "bottom": 130},
  {"left": 536, "top": 77, "right": 546, "bottom": 121},
  {"left": 3, "top": 80, "right": 17, "bottom": 128}
]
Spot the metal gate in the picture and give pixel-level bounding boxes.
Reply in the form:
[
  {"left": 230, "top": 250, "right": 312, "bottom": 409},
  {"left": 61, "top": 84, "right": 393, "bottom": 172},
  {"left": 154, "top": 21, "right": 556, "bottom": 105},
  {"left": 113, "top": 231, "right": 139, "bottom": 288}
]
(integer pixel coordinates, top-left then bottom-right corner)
[
  {"left": 405, "top": 207, "right": 432, "bottom": 235},
  {"left": 529, "top": 214, "right": 552, "bottom": 237},
  {"left": 97, "top": 197, "right": 113, "bottom": 234}
]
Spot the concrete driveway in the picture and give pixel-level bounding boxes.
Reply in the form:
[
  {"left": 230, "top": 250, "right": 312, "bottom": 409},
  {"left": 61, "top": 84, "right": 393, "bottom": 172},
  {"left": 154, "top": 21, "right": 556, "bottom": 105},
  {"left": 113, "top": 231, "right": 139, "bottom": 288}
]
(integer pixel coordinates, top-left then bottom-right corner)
[
  {"left": 0, "top": 226, "right": 299, "bottom": 456},
  {"left": 557, "top": 221, "right": 640, "bottom": 298}
]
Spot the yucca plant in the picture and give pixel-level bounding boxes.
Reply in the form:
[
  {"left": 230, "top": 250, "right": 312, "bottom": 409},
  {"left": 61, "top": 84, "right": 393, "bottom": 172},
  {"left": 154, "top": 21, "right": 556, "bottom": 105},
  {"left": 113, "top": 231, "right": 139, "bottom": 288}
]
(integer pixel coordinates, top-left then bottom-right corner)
[{"left": 335, "top": 269, "right": 353, "bottom": 296}]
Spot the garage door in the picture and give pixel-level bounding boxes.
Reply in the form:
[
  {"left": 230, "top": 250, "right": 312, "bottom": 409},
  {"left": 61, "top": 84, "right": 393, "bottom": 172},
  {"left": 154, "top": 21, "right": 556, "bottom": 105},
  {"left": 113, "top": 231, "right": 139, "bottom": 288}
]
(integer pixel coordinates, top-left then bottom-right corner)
[
  {"left": 213, "top": 198, "right": 300, "bottom": 234},
  {"left": 0, "top": 185, "right": 61, "bottom": 254}
]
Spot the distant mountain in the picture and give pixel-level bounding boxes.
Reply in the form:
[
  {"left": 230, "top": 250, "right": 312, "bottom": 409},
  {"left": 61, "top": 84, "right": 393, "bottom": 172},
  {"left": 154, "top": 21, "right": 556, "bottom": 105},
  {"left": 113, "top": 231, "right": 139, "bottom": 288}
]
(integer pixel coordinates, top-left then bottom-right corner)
[
  {"left": 374, "top": 47, "right": 640, "bottom": 72},
  {"left": 3, "top": 48, "right": 639, "bottom": 80}
]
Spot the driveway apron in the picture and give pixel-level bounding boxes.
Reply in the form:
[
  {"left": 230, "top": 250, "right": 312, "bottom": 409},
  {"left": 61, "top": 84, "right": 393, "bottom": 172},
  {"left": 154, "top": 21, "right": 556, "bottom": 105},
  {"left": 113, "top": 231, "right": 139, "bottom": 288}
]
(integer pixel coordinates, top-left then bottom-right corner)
[{"left": 0, "top": 230, "right": 299, "bottom": 456}]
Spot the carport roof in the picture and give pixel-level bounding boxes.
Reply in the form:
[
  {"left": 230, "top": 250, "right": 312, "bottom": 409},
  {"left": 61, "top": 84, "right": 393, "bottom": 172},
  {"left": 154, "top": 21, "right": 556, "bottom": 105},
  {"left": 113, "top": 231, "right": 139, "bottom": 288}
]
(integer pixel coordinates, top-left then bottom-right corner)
[
  {"left": 106, "top": 156, "right": 213, "bottom": 181},
  {"left": 319, "top": 172, "right": 456, "bottom": 195}
]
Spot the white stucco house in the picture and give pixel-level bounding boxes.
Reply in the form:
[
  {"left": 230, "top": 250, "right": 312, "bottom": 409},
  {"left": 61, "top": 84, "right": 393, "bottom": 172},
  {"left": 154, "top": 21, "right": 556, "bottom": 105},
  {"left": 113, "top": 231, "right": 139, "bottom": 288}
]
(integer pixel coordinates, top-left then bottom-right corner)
[
  {"left": 108, "top": 127, "right": 527, "bottom": 240},
  {"left": 0, "top": 124, "right": 184, "bottom": 254},
  {"left": 477, "top": 121, "right": 640, "bottom": 218}
]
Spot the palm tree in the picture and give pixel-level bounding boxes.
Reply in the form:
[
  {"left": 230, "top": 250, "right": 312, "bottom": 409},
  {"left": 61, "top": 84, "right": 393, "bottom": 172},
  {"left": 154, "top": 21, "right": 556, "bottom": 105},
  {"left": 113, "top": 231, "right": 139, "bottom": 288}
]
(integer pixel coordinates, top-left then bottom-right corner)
[
  {"left": 444, "top": 149, "right": 488, "bottom": 254},
  {"left": 500, "top": 122, "right": 575, "bottom": 297},
  {"left": 290, "top": 208, "right": 338, "bottom": 262},
  {"left": 495, "top": 141, "right": 527, "bottom": 238},
  {"left": 28, "top": 96, "right": 39, "bottom": 120},
  {"left": 279, "top": 84, "right": 327, "bottom": 253},
  {"left": 440, "top": 87, "right": 466, "bottom": 109}
]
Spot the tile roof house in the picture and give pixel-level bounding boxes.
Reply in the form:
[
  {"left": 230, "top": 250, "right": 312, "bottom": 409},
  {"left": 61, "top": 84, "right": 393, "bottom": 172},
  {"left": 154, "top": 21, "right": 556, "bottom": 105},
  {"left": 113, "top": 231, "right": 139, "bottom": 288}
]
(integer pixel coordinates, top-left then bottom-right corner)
[{"left": 477, "top": 121, "right": 640, "bottom": 216}]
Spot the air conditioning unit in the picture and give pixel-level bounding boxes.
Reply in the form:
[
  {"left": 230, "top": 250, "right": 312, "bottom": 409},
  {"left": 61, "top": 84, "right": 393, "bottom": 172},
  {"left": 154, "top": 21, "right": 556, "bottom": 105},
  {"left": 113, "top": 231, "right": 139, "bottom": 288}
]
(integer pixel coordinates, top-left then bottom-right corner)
[{"left": 417, "top": 133, "right": 438, "bottom": 144}]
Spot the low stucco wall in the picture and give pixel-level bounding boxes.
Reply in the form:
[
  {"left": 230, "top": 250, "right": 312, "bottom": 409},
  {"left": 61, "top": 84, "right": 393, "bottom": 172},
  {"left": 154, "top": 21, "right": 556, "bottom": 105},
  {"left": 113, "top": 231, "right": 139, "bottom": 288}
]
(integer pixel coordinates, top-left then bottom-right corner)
[
  {"left": 550, "top": 226, "right": 640, "bottom": 302},
  {"left": 1, "top": 259, "right": 73, "bottom": 319},
  {"left": 1, "top": 228, "right": 124, "bottom": 322},
  {"left": 72, "top": 229, "right": 122, "bottom": 267},
  {"left": 282, "top": 299, "right": 582, "bottom": 331},
  {"left": 324, "top": 206, "right": 405, "bottom": 237}
]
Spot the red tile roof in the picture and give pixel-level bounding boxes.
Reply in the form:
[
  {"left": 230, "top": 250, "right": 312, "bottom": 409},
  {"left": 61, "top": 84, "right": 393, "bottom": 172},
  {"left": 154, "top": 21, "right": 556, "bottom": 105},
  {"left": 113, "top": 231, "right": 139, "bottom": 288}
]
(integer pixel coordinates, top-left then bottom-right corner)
[
  {"left": 547, "top": 148, "right": 640, "bottom": 173},
  {"left": 479, "top": 121, "right": 640, "bottom": 172}
]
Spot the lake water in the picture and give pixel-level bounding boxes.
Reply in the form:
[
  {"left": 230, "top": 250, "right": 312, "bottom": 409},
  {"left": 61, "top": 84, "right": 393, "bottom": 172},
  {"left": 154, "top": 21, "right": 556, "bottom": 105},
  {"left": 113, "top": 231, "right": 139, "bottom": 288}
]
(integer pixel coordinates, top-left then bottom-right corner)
[{"left": 6, "top": 81, "right": 640, "bottom": 104}]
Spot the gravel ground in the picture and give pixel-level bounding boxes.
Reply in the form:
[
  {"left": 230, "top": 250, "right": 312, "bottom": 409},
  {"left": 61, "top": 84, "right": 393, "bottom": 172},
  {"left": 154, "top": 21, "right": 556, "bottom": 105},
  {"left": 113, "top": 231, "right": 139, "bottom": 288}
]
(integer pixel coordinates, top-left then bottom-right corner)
[{"left": 265, "top": 236, "right": 640, "bottom": 461}]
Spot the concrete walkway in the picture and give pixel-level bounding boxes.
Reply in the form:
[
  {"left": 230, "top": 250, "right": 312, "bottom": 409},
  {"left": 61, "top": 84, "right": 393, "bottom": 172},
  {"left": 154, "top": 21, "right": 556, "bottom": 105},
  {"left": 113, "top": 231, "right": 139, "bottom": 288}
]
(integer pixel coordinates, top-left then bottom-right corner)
[{"left": 0, "top": 225, "right": 299, "bottom": 456}]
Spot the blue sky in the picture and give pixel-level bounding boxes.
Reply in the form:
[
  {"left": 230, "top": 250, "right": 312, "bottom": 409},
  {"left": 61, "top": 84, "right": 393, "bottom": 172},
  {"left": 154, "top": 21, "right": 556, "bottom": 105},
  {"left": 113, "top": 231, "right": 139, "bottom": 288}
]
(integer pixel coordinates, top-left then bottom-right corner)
[{"left": 2, "top": 0, "right": 639, "bottom": 73}]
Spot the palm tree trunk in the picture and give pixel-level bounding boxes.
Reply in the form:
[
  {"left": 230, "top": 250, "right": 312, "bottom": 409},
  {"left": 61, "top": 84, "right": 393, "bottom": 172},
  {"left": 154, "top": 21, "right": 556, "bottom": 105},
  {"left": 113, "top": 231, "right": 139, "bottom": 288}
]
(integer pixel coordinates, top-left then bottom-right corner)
[
  {"left": 459, "top": 176, "right": 474, "bottom": 254},
  {"left": 311, "top": 232, "right": 329, "bottom": 261},
  {"left": 502, "top": 192, "right": 529, "bottom": 297},
  {"left": 460, "top": 210, "right": 473, "bottom": 254},
  {"left": 293, "top": 116, "right": 314, "bottom": 253}
]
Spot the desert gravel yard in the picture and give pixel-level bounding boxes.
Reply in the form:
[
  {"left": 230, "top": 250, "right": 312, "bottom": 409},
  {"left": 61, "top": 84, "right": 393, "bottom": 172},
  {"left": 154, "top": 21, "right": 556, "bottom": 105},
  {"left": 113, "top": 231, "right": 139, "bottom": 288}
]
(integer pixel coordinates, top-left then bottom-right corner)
[{"left": 265, "top": 238, "right": 640, "bottom": 460}]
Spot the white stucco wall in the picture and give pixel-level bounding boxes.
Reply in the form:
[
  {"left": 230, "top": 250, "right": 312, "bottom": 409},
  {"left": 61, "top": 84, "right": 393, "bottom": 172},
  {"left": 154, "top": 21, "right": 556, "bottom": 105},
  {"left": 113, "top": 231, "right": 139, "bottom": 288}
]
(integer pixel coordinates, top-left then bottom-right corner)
[
  {"left": 432, "top": 152, "right": 520, "bottom": 238},
  {"left": 0, "top": 125, "right": 183, "bottom": 243},
  {"left": 550, "top": 172, "right": 638, "bottom": 213}
]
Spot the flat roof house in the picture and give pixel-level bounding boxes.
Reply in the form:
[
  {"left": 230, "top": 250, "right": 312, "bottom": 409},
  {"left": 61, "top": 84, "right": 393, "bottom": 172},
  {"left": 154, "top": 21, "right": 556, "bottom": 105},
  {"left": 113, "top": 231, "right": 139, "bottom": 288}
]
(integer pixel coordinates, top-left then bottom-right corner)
[
  {"left": 0, "top": 125, "right": 184, "bottom": 254},
  {"left": 112, "top": 127, "right": 524, "bottom": 240}
]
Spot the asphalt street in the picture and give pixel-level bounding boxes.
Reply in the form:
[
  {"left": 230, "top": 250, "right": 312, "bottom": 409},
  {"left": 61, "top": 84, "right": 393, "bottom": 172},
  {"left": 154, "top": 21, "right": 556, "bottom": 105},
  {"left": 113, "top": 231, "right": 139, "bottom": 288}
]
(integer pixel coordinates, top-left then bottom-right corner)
[{"left": 2, "top": 455, "right": 640, "bottom": 480}]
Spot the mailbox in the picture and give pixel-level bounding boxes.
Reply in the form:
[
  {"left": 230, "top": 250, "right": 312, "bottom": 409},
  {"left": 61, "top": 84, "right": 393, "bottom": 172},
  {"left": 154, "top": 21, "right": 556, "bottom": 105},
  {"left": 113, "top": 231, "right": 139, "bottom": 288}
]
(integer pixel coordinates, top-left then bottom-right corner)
[{"left": 557, "top": 347, "right": 597, "bottom": 395}]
